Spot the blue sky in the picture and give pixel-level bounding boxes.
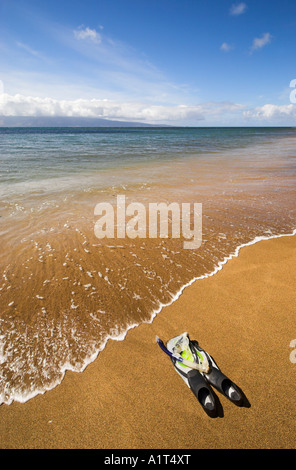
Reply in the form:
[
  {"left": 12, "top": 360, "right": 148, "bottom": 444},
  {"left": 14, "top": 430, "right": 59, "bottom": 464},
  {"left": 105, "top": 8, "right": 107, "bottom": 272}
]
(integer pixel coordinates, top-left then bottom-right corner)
[{"left": 0, "top": 0, "right": 296, "bottom": 125}]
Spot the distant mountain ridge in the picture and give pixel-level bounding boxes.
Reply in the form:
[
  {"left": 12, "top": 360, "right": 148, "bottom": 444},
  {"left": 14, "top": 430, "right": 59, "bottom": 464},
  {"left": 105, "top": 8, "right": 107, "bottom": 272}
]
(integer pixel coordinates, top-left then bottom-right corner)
[{"left": 0, "top": 116, "right": 168, "bottom": 127}]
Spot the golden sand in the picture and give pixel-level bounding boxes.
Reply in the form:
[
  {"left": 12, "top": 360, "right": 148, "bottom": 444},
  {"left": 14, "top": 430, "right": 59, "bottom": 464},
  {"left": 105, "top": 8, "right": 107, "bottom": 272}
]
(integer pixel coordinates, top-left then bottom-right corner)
[{"left": 0, "top": 233, "right": 296, "bottom": 449}]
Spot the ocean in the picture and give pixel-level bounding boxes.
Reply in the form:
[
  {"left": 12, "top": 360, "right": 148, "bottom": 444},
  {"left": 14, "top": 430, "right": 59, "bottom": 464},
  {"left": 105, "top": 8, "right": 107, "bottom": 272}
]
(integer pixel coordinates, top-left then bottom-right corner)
[{"left": 0, "top": 127, "right": 295, "bottom": 405}]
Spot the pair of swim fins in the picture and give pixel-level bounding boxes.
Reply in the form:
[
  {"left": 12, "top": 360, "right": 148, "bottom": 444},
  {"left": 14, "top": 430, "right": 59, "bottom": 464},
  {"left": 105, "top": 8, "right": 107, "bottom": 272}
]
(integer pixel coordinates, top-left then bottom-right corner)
[{"left": 158, "top": 332, "right": 244, "bottom": 417}]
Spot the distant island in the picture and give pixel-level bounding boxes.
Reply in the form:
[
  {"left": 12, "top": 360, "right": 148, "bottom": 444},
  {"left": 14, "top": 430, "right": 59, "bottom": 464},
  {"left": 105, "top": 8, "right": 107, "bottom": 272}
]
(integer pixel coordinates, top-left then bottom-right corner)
[{"left": 0, "top": 116, "right": 168, "bottom": 127}]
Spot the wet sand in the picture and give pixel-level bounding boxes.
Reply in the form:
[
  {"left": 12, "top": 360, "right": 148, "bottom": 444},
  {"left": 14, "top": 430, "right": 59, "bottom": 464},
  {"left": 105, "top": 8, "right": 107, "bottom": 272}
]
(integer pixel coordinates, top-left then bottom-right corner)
[{"left": 1, "top": 233, "right": 296, "bottom": 449}]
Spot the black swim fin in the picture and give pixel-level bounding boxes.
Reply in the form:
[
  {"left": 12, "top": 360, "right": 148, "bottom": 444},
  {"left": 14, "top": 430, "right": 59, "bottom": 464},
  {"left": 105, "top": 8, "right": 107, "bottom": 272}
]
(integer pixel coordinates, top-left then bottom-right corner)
[
  {"left": 186, "top": 369, "right": 217, "bottom": 417},
  {"left": 165, "top": 334, "right": 217, "bottom": 417},
  {"left": 191, "top": 340, "right": 244, "bottom": 407}
]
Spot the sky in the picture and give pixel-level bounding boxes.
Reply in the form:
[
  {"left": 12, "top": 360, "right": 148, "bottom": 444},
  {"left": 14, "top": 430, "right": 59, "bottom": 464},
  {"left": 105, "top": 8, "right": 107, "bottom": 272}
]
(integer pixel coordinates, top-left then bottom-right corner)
[{"left": 0, "top": 0, "right": 296, "bottom": 126}]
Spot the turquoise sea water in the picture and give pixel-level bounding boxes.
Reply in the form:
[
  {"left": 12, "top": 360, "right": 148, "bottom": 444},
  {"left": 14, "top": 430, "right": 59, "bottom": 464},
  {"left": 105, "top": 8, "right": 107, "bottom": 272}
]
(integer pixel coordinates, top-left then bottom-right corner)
[{"left": 1, "top": 126, "right": 295, "bottom": 188}]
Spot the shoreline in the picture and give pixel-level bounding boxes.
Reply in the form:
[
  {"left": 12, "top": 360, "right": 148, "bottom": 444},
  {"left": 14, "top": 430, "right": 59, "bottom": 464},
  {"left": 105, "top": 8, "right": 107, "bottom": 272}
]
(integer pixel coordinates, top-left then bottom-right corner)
[
  {"left": 3, "top": 227, "right": 296, "bottom": 406},
  {"left": 1, "top": 127, "right": 295, "bottom": 408},
  {"left": 1, "top": 232, "right": 296, "bottom": 448}
]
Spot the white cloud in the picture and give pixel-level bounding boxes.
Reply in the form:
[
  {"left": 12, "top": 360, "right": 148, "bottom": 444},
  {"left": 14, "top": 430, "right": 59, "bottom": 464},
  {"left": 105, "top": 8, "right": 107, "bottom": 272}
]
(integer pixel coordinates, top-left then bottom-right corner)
[
  {"left": 0, "top": 93, "right": 203, "bottom": 122},
  {"left": 0, "top": 80, "right": 4, "bottom": 94},
  {"left": 220, "top": 42, "right": 233, "bottom": 52},
  {"left": 243, "top": 103, "right": 296, "bottom": 121},
  {"left": 73, "top": 26, "right": 101, "bottom": 44},
  {"left": 230, "top": 3, "right": 247, "bottom": 16},
  {"left": 0, "top": 93, "right": 247, "bottom": 124},
  {"left": 2, "top": 92, "right": 295, "bottom": 125},
  {"left": 250, "top": 32, "right": 272, "bottom": 51}
]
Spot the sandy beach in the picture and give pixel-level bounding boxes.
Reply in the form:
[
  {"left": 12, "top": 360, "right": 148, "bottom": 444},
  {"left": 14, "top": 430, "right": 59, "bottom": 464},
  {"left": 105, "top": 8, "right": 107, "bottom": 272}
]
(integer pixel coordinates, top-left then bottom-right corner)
[
  {"left": 1, "top": 0, "right": 296, "bottom": 454},
  {"left": 0, "top": 232, "right": 295, "bottom": 449}
]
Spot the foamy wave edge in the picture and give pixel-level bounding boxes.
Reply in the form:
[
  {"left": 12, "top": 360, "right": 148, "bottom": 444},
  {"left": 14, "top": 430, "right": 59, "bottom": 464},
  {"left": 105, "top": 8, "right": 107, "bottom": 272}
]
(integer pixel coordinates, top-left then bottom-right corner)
[{"left": 2, "top": 228, "right": 296, "bottom": 406}]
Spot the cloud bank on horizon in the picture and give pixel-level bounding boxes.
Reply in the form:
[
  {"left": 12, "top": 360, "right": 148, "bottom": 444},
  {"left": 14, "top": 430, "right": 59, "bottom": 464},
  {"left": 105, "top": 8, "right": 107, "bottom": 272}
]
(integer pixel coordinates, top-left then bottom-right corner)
[
  {"left": 0, "top": 0, "right": 295, "bottom": 126},
  {"left": 1, "top": 93, "right": 296, "bottom": 126}
]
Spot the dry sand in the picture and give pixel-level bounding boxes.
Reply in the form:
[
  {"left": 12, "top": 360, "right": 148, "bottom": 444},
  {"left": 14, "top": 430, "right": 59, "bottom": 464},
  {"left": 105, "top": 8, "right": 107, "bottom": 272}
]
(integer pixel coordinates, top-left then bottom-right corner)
[{"left": 1, "top": 234, "right": 296, "bottom": 449}]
